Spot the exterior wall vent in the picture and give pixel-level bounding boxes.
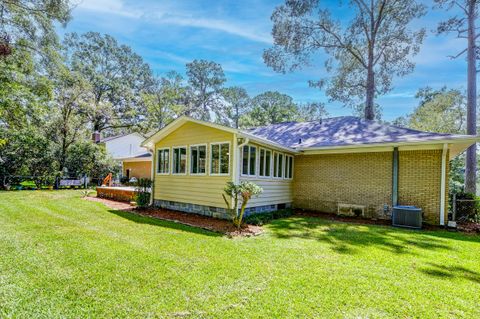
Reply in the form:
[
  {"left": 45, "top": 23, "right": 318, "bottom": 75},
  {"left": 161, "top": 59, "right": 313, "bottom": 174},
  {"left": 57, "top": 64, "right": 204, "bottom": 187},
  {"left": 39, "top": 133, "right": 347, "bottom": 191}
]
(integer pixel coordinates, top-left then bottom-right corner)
[{"left": 392, "top": 206, "right": 422, "bottom": 229}]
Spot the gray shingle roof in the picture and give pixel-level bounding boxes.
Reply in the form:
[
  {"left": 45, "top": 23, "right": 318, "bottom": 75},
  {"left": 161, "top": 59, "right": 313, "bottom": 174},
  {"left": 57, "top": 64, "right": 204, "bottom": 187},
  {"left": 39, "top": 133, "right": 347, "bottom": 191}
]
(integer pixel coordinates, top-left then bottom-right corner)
[{"left": 246, "top": 116, "right": 470, "bottom": 149}]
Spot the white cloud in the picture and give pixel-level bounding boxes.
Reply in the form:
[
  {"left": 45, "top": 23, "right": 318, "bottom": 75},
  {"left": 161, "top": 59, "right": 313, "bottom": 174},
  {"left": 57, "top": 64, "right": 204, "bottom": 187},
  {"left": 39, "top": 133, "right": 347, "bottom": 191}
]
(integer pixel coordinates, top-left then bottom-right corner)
[{"left": 76, "top": 0, "right": 272, "bottom": 44}]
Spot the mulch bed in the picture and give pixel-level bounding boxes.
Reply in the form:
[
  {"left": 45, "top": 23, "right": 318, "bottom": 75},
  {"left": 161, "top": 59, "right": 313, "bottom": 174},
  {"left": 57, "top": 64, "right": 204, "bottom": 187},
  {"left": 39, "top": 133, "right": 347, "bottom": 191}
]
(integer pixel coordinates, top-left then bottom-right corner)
[
  {"left": 457, "top": 221, "right": 480, "bottom": 234},
  {"left": 295, "top": 210, "right": 393, "bottom": 226},
  {"left": 84, "top": 196, "right": 263, "bottom": 237}
]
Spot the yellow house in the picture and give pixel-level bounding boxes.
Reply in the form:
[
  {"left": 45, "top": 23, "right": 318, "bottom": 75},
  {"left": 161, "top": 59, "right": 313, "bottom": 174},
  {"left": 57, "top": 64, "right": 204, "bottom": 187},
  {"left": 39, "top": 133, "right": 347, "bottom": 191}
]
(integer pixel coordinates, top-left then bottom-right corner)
[{"left": 142, "top": 116, "right": 478, "bottom": 225}]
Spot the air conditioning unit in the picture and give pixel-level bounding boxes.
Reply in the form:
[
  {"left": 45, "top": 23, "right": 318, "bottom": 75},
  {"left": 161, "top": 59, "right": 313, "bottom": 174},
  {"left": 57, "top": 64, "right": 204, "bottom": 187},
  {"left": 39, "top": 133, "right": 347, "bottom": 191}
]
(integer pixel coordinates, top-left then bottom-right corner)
[{"left": 392, "top": 206, "right": 422, "bottom": 229}]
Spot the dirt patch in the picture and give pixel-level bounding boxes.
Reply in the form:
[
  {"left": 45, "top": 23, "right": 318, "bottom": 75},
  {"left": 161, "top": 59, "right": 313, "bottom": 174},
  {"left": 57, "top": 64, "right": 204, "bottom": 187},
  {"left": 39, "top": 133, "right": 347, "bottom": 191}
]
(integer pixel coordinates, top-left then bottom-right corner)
[
  {"left": 84, "top": 196, "right": 134, "bottom": 211},
  {"left": 84, "top": 196, "right": 262, "bottom": 237}
]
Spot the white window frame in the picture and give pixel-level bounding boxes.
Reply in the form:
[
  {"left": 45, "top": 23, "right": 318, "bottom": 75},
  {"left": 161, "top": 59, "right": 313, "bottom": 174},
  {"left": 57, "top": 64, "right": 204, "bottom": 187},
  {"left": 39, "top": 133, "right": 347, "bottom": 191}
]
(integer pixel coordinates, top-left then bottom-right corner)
[
  {"left": 210, "top": 142, "right": 231, "bottom": 176},
  {"left": 189, "top": 143, "right": 207, "bottom": 175},
  {"left": 172, "top": 145, "right": 187, "bottom": 175},
  {"left": 273, "top": 151, "right": 285, "bottom": 179},
  {"left": 241, "top": 144, "right": 257, "bottom": 177},
  {"left": 258, "top": 148, "right": 272, "bottom": 178},
  {"left": 156, "top": 147, "right": 170, "bottom": 175},
  {"left": 284, "top": 155, "right": 294, "bottom": 180}
]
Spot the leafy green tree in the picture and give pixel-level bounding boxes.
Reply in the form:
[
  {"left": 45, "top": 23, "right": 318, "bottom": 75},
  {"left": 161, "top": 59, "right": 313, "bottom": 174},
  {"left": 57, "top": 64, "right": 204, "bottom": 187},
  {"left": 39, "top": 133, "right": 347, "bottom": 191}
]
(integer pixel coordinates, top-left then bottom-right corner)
[
  {"left": 185, "top": 59, "right": 226, "bottom": 121},
  {"left": 63, "top": 32, "right": 154, "bottom": 133},
  {"left": 64, "top": 141, "right": 120, "bottom": 179},
  {"left": 243, "top": 91, "right": 299, "bottom": 127},
  {"left": 435, "top": 0, "right": 478, "bottom": 193},
  {"left": 0, "top": 126, "right": 57, "bottom": 180},
  {"left": 296, "top": 102, "right": 329, "bottom": 122},
  {"left": 264, "top": 0, "right": 426, "bottom": 120},
  {"left": 142, "top": 71, "right": 186, "bottom": 130},
  {"left": 221, "top": 86, "right": 251, "bottom": 128}
]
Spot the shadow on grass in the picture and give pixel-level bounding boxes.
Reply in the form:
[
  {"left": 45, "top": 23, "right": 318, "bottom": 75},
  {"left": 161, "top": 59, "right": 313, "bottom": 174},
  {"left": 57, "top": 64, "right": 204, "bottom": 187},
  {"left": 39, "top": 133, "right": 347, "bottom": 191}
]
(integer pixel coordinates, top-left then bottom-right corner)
[
  {"left": 109, "top": 210, "right": 222, "bottom": 238},
  {"left": 268, "top": 217, "right": 455, "bottom": 255},
  {"left": 419, "top": 262, "right": 480, "bottom": 284}
]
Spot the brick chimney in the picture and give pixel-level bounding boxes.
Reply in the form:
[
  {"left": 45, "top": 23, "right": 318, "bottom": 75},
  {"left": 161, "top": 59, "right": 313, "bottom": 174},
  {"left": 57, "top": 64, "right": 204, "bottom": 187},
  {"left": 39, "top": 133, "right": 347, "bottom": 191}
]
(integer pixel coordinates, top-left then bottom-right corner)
[{"left": 92, "top": 131, "right": 101, "bottom": 143}]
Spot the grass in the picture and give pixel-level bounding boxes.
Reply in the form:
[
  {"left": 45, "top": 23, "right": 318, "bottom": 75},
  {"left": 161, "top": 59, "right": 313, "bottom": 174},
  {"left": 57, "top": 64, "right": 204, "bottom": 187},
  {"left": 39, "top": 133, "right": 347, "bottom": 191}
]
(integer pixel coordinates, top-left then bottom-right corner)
[{"left": 1, "top": 191, "right": 480, "bottom": 318}]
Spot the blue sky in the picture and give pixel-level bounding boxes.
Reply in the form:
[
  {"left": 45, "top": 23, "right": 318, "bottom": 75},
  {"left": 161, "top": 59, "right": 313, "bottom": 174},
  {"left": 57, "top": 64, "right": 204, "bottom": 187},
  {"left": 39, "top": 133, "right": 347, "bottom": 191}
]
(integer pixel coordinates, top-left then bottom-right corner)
[{"left": 60, "top": 0, "right": 468, "bottom": 121}]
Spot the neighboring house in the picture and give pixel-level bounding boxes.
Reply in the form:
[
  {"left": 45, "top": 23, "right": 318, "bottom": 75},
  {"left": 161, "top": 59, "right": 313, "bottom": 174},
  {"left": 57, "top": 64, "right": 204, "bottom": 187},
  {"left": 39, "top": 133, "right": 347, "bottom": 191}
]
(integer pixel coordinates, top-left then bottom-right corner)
[
  {"left": 142, "top": 116, "right": 479, "bottom": 225},
  {"left": 95, "top": 132, "right": 152, "bottom": 180}
]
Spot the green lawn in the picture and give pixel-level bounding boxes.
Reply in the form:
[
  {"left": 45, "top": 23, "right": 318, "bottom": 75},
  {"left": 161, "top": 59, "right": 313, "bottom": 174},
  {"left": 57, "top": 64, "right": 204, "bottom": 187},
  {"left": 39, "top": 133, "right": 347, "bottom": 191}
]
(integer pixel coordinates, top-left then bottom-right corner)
[{"left": 1, "top": 191, "right": 480, "bottom": 318}]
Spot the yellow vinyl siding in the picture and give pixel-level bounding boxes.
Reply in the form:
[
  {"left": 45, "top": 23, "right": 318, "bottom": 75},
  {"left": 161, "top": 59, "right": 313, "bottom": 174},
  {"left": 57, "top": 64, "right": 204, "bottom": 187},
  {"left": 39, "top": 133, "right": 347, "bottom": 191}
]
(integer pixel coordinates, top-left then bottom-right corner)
[
  {"left": 154, "top": 122, "right": 234, "bottom": 208},
  {"left": 239, "top": 141, "right": 294, "bottom": 207}
]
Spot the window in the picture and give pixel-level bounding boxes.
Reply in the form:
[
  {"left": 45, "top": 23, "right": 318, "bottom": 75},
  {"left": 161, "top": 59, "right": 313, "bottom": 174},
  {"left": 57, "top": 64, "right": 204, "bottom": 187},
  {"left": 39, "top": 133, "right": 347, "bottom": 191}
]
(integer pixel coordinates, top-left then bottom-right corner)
[
  {"left": 242, "top": 145, "right": 257, "bottom": 176},
  {"left": 259, "top": 148, "right": 272, "bottom": 177},
  {"left": 157, "top": 148, "right": 170, "bottom": 174},
  {"left": 285, "top": 155, "right": 293, "bottom": 179},
  {"left": 273, "top": 152, "right": 284, "bottom": 178},
  {"left": 211, "top": 143, "right": 230, "bottom": 175},
  {"left": 172, "top": 147, "right": 187, "bottom": 174},
  {"left": 190, "top": 145, "right": 206, "bottom": 174}
]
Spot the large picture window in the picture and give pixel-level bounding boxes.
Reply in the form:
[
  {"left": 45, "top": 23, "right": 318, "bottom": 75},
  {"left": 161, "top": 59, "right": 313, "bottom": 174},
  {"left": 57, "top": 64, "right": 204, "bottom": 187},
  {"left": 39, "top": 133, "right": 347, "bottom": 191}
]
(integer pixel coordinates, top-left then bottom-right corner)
[
  {"left": 242, "top": 145, "right": 257, "bottom": 176},
  {"left": 172, "top": 147, "right": 187, "bottom": 174},
  {"left": 273, "top": 152, "right": 284, "bottom": 178},
  {"left": 259, "top": 148, "right": 271, "bottom": 177},
  {"left": 157, "top": 148, "right": 170, "bottom": 174},
  {"left": 190, "top": 145, "right": 206, "bottom": 174},
  {"left": 285, "top": 155, "right": 293, "bottom": 179},
  {"left": 210, "top": 143, "right": 230, "bottom": 175}
]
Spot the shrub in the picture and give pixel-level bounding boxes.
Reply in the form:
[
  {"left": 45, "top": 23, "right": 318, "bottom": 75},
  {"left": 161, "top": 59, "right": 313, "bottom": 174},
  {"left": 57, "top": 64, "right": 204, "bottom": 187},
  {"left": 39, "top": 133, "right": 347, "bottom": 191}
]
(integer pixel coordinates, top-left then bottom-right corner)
[
  {"left": 244, "top": 209, "right": 293, "bottom": 226},
  {"left": 135, "top": 178, "right": 152, "bottom": 208},
  {"left": 222, "top": 181, "right": 263, "bottom": 228}
]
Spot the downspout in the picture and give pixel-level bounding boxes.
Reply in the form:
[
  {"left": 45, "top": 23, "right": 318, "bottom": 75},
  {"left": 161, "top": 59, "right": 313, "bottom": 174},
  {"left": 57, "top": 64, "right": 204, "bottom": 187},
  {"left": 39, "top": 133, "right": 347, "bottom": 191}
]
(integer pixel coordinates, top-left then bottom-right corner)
[
  {"left": 439, "top": 143, "right": 448, "bottom": 226},
  {"left": 392, "top": 147, "right": 399, "bottom": 207}
]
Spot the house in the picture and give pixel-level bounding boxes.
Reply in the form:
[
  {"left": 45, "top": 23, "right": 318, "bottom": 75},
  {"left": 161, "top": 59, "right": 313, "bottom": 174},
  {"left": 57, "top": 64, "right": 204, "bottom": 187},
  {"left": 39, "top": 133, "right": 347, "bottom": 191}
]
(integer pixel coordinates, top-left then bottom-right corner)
[
  {"left": 141, "top": 116, "right": 479, "bottom": 225},
  {"left": 94, "top": 132, "right": 152, "bottom": 180}
]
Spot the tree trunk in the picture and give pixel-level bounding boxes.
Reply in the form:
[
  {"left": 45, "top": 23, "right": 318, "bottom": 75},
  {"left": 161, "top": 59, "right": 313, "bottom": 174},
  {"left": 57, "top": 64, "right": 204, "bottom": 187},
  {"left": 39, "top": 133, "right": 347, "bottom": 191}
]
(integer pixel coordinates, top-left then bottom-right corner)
[
  {"left": 465, "top": 0, "right": 477, "bottom": 194},
  {"left": 364, "top": 56, "right": 375, "bottom": 121}
]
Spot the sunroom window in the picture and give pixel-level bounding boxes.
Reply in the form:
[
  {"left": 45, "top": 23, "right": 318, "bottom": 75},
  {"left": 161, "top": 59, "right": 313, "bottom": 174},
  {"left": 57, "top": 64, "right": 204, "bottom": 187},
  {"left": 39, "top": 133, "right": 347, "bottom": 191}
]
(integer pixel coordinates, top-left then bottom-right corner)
[
  {"left": 211, "top": 143, "right": 230, "bottom": 175},
  {"left": 259, "top": 148, "right": 271, "bottom": 177},
  {"left": 273, "top": 152, "right": 284, "bottom": 178},
  {"left": 190, "top": 145, "right": 206, "bottom": 174},
  {"left": 157, "top": 148, "right": 169, "bottom": 174},
  {"left": 172, "top": 147, "right": 187, "bottom": 174},
  {"left": 285, "top": 155, "right": 293, "bottom": 179},
  {"left": 242, "top": 145, "right": 257, "bottom": 176}
]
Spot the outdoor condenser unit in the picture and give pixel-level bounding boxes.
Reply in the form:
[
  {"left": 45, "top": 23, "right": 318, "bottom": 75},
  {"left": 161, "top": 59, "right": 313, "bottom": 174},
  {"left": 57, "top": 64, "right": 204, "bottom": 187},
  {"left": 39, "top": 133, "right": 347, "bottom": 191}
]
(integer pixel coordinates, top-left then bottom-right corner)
[{"left": 392, "top": 206, "right": 422, "bottom": 229}]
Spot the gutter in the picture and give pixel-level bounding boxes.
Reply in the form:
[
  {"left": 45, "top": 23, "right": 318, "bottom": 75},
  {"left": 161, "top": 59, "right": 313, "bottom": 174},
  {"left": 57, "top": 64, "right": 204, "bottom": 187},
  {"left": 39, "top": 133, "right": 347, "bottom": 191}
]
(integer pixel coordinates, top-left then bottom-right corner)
[
  {"left": 148, "top": 149, "right": 155, "bottom": 206},
  {"left": 439, "top": 143, "right": 448, "bottom": 226}
]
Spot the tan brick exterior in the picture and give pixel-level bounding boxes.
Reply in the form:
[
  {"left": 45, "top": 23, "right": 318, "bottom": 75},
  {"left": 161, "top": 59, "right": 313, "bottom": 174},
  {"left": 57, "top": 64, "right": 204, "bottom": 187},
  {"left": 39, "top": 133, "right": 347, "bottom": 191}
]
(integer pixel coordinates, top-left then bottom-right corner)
[
  {"left": 293, "top": 150, "right": 448, "bottom": 224},
  {"left": 293, "top": 152, "right": 393, "bottom": 218},
  {"left": 123, "top": 161, "right": 152, "bottom": 180},
  {"left": 398, "top": 150, "right": 447, "bottom": 224}
]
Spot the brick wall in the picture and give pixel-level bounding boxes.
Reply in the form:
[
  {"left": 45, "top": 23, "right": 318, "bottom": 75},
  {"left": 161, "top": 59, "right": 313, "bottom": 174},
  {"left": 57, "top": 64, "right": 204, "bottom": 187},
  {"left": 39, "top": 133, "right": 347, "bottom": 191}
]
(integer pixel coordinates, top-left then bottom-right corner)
[
  {"left": 398, "top": 150, "right": 446, "bottom": 224},
  {"left": 293, "top": 152, "right": 393, "bottom": 218},
  {"left": 293, "top": 150, "right": 446, "bottom": 224}
]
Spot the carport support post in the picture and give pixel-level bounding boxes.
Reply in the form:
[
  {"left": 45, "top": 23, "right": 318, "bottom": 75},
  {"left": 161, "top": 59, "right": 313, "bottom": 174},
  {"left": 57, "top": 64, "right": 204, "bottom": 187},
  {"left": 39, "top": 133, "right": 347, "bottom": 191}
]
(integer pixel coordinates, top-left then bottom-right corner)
[{"left": 392, "top": 147, "right": 399, "bottom": 207}]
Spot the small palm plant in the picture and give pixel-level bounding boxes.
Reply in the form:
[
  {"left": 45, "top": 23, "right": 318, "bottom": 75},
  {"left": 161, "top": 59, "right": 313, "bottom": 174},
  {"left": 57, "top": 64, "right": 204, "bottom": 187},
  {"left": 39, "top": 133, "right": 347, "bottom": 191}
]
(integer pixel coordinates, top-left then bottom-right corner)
[{"left": 223, "top": 181, "right": 263, "bottom": 228}]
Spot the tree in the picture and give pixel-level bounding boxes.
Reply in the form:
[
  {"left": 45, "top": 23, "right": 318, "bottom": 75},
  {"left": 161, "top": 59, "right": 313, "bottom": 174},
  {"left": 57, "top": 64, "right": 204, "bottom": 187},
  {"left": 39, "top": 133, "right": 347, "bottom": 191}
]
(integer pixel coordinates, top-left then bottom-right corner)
[
  {"left": 222, "top": 181, "right": 263, "bottom": 228},
  {"left": 143, "top": 71, "right": 186, "bottom": 130},
  {"left": 243, "top": 91, "right": 299, "bottom": 127},
  {"left": 264, "top": 0, "right": 426, "bottom": 120},
  {"left": 435, "top": 0, "right": 478, "bottom": 193},
  {"left": 0, "top": 0, "right": 71, "bottom": 57},
  {"left": 221, "top": 86, "right": 251, "bottom": 128},
  {"left": 296, "top": 102, "right": 329, "bottom": 122},
  {"left": 185, "top": 59, "right": 226, "bottom": 121},
  {"left": 63, "top": 32, "right": 153, "bottom": 133},
  {"left": 408, "top": 87, "right": 466, "bottom": 134},
  {"left": 48, "top": 63, "right": 93, "bottom": 172}
]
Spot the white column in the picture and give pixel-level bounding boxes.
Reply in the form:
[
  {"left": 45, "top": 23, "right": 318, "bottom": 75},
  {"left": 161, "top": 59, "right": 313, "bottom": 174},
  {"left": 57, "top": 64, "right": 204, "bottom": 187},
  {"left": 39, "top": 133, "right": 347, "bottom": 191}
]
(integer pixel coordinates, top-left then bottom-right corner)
[{"left": 439, "top": 143, "right": 448, "bottom": 226}]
